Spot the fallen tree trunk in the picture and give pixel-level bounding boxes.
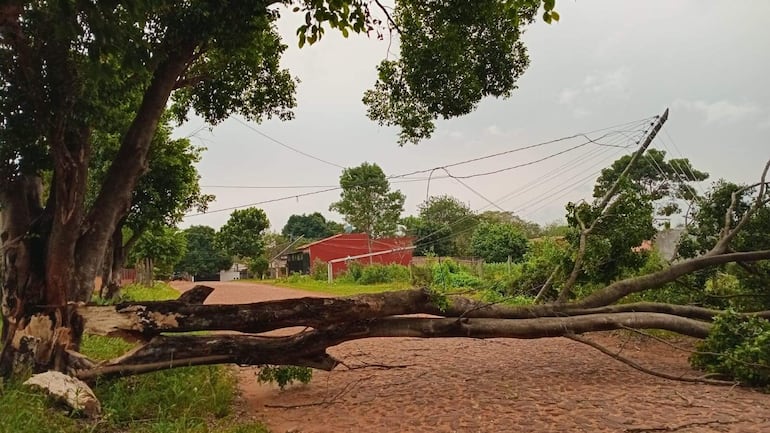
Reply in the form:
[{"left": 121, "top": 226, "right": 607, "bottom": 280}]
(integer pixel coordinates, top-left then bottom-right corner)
[
  {"left": 76, "top": 311, "right": 711, "bottom": 380},
  {"left": 77, "top": 288, "right": 770, "bottom": 339}
]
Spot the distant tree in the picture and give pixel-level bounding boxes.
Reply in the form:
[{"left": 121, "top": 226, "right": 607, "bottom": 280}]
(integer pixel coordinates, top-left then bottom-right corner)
[
  {"left": 330, "top": 163, "right": 405, "bottom": 238},
  {"left": 176, "top": 226, "right": 232, "bottom": 279},
  {"left": 217, "top": 208, "right": 270, "bottom": 259},
  {"left": 594, "top": 149, "right": 708, "bottom": 218},
  {"left": 471, "top": 222, "right": 529, "bottom": 263},
  {"left": 129, "top": 225, "right": 187, "bottom": 283},
  {"left": 248, "top": 256, "right": 270, "bottom": 279},
  {"left": 539, "top": 220, "right": 570, "bottom": 238},
  {"left": 282, "top": 212, "right": 343, "bottom": 240},
  {"left": 415, "top": 195, "right": 478, "bottom": 256},
  {"left": 479, "top": 210, "right": 541, "bottom": 238}
]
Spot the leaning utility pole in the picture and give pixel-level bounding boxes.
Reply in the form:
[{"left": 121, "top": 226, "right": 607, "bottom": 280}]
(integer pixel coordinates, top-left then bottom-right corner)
[{"left": 556, "top": 108, "right": 669, "bottom": 303}]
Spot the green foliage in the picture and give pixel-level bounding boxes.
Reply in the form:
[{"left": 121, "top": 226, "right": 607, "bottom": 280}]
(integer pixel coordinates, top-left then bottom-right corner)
[
  {"left": 329, "top": 162, "right": 405, "bottom": 237},
  {"left": 176, "top": 226, "right": 232, "bottom": 278},
  {"left": 566, "top": 192, "right": 655, "bottom": 284},
  {"left": 470, "top": 221, "right": 529, "bottom": 263},
  {"left": 129, "top": 226, "right": 188, "bottom": 277},
  {"left": 363, "top": 0, "right": 542, "bottom": 144},
  {"left": 479, "top": 289, "right": 535, "bottom": 306},
  {"left": 511, "top": 237, "right": 569, "bottom": 296},
  {"left": 616, "top": 251, "right": 699, "bottom": 305},
  {"left": 256, "top": 365, "right": 313, "bottom": 390},
  {"left": 282, "top": 212, "right": 343, "bottom": 240},
  {"left": 479, "top": 211, "right": 542, "bottom": 239},
  {"left": 432, "top": 260, "right": 484, "bottom": 290},
  {"left": 691, "top": 311, "right": 770, "bottom": 386},
  {"left": 270, "top": 274, "right": 411, "bottom": 296},
  {"left": 310, "top": 259, "right": 329, "bottom": 281},
  {"left": 357, "top": 264, "right": 410, "bottom": 285},
  {"left": 217, "top": 207, "right": 270, "bottom": 259},
  {"left": 593, "top": 149, "right": 708, "bottom": 217},
  {"left": 413, "top": 195, "right": 478, "bottom": 256},
  {"left": 248, "top": 256, "right": 269, "bottom": 279},
  {"left": 410, "top": 263, "right": 434, "bottom": 287}
]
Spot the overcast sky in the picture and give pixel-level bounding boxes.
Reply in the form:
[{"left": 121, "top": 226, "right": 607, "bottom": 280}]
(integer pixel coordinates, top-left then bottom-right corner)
[{"left": 176, "top": 1, "right": 770, "bottom": 233}]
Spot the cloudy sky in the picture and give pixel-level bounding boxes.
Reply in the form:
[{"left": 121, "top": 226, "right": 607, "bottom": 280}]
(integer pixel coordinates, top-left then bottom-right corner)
[{"left": 177, "top": 1, "right": 770, "bottom": 233}]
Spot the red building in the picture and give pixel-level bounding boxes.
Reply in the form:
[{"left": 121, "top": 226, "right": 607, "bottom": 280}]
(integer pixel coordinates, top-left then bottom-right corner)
[{"left": 286, "top": 233, "right": 414, "bottom": 276}]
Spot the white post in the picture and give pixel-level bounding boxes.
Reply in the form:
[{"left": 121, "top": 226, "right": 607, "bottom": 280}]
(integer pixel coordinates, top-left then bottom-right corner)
[{"left": 327, "top": 262, "right": 333, "bottom": 284}]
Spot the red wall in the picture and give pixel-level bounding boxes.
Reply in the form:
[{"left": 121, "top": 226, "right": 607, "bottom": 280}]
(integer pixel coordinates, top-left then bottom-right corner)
[{"left": 303, "top": 234, "right": 413, "bottom": 276}]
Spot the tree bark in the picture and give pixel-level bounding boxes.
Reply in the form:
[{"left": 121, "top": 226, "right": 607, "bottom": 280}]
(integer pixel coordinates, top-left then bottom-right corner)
[{"left": 77, "top": 312, "right": 710, "bottom": 380}]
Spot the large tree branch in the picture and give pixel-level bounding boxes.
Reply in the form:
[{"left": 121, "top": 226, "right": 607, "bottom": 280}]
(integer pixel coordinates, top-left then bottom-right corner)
[
  {"left": 73, "top": 41, "right": 199, "bottom": 300},
  {"left": 712, "top": 160, "right": 770, "bottom": 254},
  {"left": 78, "top": 312, "right": 710, "bottom": 380},
  {"left": 79, "top": 282, "right": 770, "bottom": 339},
  {"left": 576, "top": 250, "right": 770, "bottom": 308}
]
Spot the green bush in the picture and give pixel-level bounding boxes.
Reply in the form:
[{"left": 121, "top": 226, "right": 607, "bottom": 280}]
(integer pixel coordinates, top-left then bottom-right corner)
[
  {"left": 257, "top": 365, "right": 313, "bottom": 390},
  {"left": 358, "top": 263, "right": 410, "bottom": 284},
  {"left": 337, "top": 263, "right": 410, "bottom": 285},
  {"left": 410, "top": 263, "right": 433, "bottom": 286},
  {"left": 310, "top": 259, "right": 328, "bottom": 281},
  {"left": 432, "top": 259, "right": 483, "bottom": 290},
  {"left": 690, "top": 310, "right": 770, "bottom": 386}
]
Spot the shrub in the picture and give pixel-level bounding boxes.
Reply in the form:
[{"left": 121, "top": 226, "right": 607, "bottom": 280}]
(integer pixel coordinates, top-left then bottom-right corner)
[
  {"left": 432, "top": 259, "right": 483, "bottom": 290},
  {"left": 410, "top": 263, "right": 433, "bottom": 286},
  {"left": 357, "top": 263, "right": 410, "bottom": 284},
  {"left": 257, "top": 365, "right": 313, "bottom": 390},
  {"left": 690, "top": 310, "right": 770, "bottom": 386},
  {"left": 310, "top": 259, "right": 328, "bottom": 281}
]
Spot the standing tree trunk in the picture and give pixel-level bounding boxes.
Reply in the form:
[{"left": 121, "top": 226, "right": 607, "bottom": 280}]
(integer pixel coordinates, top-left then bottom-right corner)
[{"left": 0, "top": 175, "right": 76, "bottom": 376}]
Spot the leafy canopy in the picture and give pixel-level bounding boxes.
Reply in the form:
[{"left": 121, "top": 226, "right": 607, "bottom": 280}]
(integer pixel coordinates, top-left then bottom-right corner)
[
  {"left": 594, "top": 149, "right": 708, "bottom": 217},
  {"left": 362, "top": 0, "right": 546, "bottom": 144},
  {"left": 176, "top": 226, "right": 232, "bottom": 278},
  {"left": 471, "top": 221, "right": 529, "bottom": 263},
  {"left": 217, "top": 207, "right": 271, "bottom": 259},
  {"left": 414, "top": 195, "right": 478, "bottom": 256},
  {"left": 282, "top": 212, "right": 343, "bottom": 240},
  {"left": 330, "top": 162, "right": 405, "bottom": 238}
]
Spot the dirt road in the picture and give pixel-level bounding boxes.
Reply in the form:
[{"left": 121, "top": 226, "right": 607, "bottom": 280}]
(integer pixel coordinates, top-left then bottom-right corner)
[{"left": 171, "top": 281, "right": 770, "bottom": 433}]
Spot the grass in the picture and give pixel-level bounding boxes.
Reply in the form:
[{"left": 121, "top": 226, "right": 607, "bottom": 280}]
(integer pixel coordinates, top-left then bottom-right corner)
[
  {"left": 256, "top": 276, "right": 413, "bottom": 296},
  {"left": 0, "top": 282, "right": 270, "bottom": 433}
]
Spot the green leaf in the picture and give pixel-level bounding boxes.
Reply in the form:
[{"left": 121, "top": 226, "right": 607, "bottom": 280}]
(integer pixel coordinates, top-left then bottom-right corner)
[
  {"left": 551, "top": 11, "right": 560, "bottom": 22},
  {"left": 542, "top": 11, "right": 552, "bottom": 24},
  {"left": 544, "top": 0, "right": 556, "bottom": 11}
]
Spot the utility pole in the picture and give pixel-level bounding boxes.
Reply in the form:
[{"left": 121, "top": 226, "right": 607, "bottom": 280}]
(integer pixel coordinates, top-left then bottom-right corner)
[{"left": 556, "top": 108, "right": 669, "bottom": 303}]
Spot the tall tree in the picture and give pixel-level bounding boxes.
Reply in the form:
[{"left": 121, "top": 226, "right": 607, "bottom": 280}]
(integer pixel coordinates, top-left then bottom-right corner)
[
  {"left": 414, "top": 195, "right": 478, "bottom": 256},
  {"left": 329, "top": 163, "right": 405, "bottom": 238},
  {"left": 470, "top": 221, "right": 529, "bottom": 263},
  {"left": 282, "top": 212, "right": 343, "bottom": 240},
  {"left": 176, "top": 226, "right": 232, "bottom": 280},
  {"left": 217, "top": 208, "right": 270, "bottom": 259},
  {"left": 128, "top": 225, "right": 188, "bottom": 284},
  {"left": 0, "top": 0, "right": 558, "bottom": 382}
]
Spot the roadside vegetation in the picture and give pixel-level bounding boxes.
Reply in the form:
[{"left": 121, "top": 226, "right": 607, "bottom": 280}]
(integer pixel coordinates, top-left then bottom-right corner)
[{"left": 0, "top": 283, "right": 269, "bottom": 433}]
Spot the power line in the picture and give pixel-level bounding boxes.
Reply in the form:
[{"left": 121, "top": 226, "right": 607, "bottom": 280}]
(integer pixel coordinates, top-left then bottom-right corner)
[
  {"left": 185, "top": 115, "right": 657, "bottom": 218},
  {"left": 411, "top": 117, "right": 658, "bottom": 250},
  {"left": 232, "top": 116, "right": 346, "bottom": 169}
]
